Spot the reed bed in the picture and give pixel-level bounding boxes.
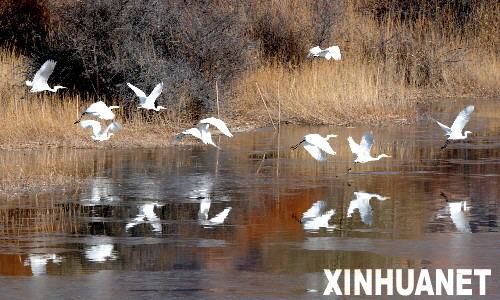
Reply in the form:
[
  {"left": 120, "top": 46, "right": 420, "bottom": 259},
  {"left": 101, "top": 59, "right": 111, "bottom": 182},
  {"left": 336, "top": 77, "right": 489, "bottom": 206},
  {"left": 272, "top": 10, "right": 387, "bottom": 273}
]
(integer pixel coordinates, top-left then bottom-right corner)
[{"left": 0, "top": 49, "right": 184, "bottom": 149}]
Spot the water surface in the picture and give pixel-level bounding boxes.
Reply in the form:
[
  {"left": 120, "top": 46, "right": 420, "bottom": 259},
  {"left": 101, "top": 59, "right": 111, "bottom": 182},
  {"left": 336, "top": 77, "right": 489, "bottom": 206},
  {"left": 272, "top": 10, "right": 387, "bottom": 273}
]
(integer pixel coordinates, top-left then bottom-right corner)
[{"left": 0, "top": 99, "right": 499, "bottom": 299}]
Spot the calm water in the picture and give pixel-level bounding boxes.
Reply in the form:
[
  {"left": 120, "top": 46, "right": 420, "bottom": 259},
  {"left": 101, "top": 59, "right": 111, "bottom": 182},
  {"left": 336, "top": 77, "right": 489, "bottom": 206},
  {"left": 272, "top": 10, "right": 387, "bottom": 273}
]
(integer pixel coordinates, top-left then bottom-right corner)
[{"left": 0, "top": 99, "right": 499, "bottom": 299}]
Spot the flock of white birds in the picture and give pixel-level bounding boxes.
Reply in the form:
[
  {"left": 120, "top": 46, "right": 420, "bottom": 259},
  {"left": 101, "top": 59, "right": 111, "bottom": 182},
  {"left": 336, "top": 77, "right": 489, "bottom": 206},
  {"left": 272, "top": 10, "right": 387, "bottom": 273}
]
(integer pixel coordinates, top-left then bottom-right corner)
[
  {"left": 26, "top": 56, "right": 475, "bottom": 161},
  {"left": 21, "top": 43, "right": 480, "bottom": 271}
]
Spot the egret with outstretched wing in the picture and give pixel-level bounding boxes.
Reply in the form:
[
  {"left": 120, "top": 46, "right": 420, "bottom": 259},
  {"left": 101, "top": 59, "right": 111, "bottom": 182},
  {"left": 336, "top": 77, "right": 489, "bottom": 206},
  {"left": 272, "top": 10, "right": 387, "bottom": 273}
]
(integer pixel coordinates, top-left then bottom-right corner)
[
  {"left": 177, "top": 117, "right": 233, "bottom": 148},
  {"left": 435, "top": 105, "right": 474, "bottom": 149},
  {"left": 26, "top": 60, "right": 66, "bottom": 92},
  {"left": 79, "top": 120, "right": 121, "bottom": 141},
  {"left": 127, "top": 82, "right": 165, "bottom": 111},
  {"left": 291, "top": 134, "right": 337, "bottom": 161},
  {"left": 347, "top": 132, "right": 390, "bottom": 163}
]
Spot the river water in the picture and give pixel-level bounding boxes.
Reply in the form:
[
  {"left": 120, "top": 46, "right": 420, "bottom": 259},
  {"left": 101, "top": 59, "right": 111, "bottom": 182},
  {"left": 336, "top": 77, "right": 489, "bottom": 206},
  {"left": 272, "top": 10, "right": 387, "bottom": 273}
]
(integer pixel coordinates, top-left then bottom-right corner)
[{"left": 0, "top": 99, "right": 499, "bottom": 299}]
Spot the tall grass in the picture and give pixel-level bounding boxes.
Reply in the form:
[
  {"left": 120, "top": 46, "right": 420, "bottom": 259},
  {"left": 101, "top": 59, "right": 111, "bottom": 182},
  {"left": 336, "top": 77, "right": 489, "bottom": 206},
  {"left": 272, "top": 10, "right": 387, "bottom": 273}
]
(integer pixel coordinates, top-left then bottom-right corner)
[
  {"left": 0, "top": 49, "right": 184, "bottom": 148},
  {"left": 232, "top": 0, "right": 499, "bottom": 125}
]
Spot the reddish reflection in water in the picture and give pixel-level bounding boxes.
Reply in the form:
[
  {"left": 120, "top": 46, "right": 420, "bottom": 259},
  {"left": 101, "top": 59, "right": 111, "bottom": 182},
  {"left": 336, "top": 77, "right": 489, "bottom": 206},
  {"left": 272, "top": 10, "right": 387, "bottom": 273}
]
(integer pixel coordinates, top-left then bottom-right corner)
[{"left": 0, "top": 99, "right": 499, "bottom": 298}]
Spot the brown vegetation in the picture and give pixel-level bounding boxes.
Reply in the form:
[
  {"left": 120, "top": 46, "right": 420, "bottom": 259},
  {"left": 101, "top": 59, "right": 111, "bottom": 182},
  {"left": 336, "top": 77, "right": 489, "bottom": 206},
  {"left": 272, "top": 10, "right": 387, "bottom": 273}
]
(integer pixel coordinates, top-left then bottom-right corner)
[{"left": 0, "top": 0, "right": 498, "bottom": 147}]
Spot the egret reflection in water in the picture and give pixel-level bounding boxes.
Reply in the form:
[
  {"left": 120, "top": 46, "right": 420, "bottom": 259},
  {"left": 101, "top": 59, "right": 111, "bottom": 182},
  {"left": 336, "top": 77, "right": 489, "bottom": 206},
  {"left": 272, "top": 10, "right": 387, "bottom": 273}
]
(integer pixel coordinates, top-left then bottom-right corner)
[
  {"left": 85, "top": 244, "right": 117, "bottom": 263},
  {"left": 347, "top": 191, "right": 389, "bottom": 225},
  {"left": 437, "top": 200, "right": 471, "bottom": 233},
  {"left": 125, "top": 203, "right": 162, "bottom": 233},
  {"left": 24, "top": 254, "right": 62, "bottom": 276},
  {"left": 301, "top": 200, "right": 336, "bottom": 232},
  {"left": 197, "top": 197, "right": 232, "bottom": 226},
  {"left": 80, "top": 177, "right": 120, "bottom": 203}
]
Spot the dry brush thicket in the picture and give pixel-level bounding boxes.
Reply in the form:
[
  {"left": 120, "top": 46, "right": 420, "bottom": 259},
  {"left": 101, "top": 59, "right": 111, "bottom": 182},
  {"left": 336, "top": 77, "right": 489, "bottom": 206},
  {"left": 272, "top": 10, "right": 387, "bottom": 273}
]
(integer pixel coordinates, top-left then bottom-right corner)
[{"left": 0, "top": 0, "right": 498, "bottom": 146}]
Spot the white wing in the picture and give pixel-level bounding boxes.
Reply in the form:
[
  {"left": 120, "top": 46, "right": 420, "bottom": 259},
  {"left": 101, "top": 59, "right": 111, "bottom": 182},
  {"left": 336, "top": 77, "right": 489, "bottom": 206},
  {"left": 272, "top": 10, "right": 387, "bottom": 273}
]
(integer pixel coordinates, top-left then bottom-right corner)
[
  {"left": 32, "top": 60, "right": 56, "bottom": 85},
  {"left": 145, "top": 82, "right": 164, "bottom": 107},
  {"left": 303, "top": 209, "right": 335, "bottom": 231},
  {"left": 304, "top": 134, "right": 335, "bottom": 155},
  {"left": 85, "top": 101, "right": 107, "bottom": 114},
  {"left": 303, "top": 144, "right": 327, "bottom": 161},
  {"left": 182, "top": 127, "right": 202, "bottom": 140},
  {"left": 347, "top": 136, "right": 361, "bottom": 155},
  {"left": 127, "top": 82, "right": 147, "bottom": 104},
  {"left": 200, "top": 117, "right": 233, "bottom": 137},
  {"left": 308, "top": 46, "right": 322, "bottom": 56},
  {"left": 302, "top": 200, "right": 326, "bottom": 219},
  {"left": 80, "top": 120, "right": 102, "bottom": 137},
  {"left": 209, "top": 207, "right": 232, "bottom": 225},
  {"left": 326, "top": 46, "right": 341, "bottom": 60},
  {"left": 359, "top": 132, "right": 374, "bottom": 153},
  {"left": 103, "top": 122, "right": 122, "bottom": 135},
  {"left": 435, "top": 120, "right": 452, "bottom": 134},
  {"left": 450, "top": 105, "right": 474, "bottom": 133},
  {"left": 198, "top": 198, "right": 211, "bottom": 221}
]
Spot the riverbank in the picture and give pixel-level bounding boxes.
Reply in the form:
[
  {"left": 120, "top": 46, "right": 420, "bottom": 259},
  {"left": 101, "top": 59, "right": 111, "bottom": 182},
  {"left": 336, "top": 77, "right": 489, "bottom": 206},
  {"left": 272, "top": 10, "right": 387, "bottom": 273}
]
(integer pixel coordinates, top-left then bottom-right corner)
[{"left": 1, "top": 47, "right": 498, "bottom": 150}]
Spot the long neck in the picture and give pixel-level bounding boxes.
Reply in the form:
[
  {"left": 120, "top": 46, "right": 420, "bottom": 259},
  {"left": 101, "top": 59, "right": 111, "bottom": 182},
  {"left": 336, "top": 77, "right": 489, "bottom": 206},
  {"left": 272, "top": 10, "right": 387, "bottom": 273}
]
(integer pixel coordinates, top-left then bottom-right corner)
[
  {"left": 463, "top": 132, "right": 471, "bottom": 138},
  {"left": 376, "top": 154, "right": 386, "bottom": 160}
]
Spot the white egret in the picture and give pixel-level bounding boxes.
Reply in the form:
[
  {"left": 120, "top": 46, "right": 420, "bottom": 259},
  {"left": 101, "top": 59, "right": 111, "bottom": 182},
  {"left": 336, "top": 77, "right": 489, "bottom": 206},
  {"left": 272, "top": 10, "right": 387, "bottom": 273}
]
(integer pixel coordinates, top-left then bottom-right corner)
[
  {"left": 307, "top": 45, "right": 341, "bottom": 61},
  {"left": 26, "top": 60, "right": 66, "bottom": 92},
  {"left": 318, "top": 45, "right": 342, "bottom": 61},
  {"left": 127, "top": 82, "right": 166, "bottom": 111},
  {"left": 301, "top": 200, "right": 335, "bottom": 232},
  {"left": 291, "top": 134, "right": 337, "bottom": 161},
  {"left": 435, "top": 105, "right": 474, "bottom": 149},
  {"left": 74, "top": 101, "right": 119, "bottom": 124},
  {"left": 347, "top": 132, "right": 390, "bottom": 165},
  {"left": 85, "top": 244, "right": 117, "bottom": 262},
  {"left": 176, "top": 117, "right": 233, "bottom": 148},
  {"left": 347, "top": 191, "right": 389, "bottom": 225},
  {"left": 79, "top": 120, "right": 122, "bottom": 141},
  {"left": 307, "top": 46, "right": 322, "bottom": 57},
  {"left": 125, "top": 203, "right": 162, "bottom": 233}
]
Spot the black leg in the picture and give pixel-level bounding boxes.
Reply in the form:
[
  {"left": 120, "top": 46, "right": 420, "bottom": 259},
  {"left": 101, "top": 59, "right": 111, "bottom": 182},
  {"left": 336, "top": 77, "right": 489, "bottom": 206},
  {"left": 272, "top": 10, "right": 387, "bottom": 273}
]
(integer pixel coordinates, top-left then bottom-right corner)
[
  {"left": 290, "top": 139, "right": 305, "bottom": 150},
  {"left": 441, "top": 140, "right": 450, "bottom": 149}
]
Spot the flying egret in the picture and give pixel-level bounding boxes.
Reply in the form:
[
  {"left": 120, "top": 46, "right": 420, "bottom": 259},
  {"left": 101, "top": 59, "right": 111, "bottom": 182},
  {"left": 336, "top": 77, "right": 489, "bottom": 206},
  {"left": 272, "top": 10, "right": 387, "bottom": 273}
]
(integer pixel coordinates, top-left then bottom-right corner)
[
  {"left": 301, "top": 200, "right": 335, "bottom": 232},
  {"left": 347, "top": 132, "right": 390, "bottom": 166},
  {"left": 291, "top": 134, "right": 337, "bottom": 161},
  {"left": 318, "top": 46, "right": 342, "bottom": 61},
  {"left": 125, "top": 203, "right": 162, "bottom": 233},
  {"left": 307, "top": 46, "right": 322, "bottom": 57},
  {"left": 347, "top": 191, "right": 389, "bottom": 225},
  {"left": 74, "top": 101, "right": 119, "bottom": 124},
  {"left": 176, "top": 117, "right": 233, "bottom": 148},
  {"left": 79, "top": 120, "right": 122, "bottom": 141},
  {"left": 307, "top": 45, "right": 342, "bottom": 61},
  {"left": 435, "top": 105, "right": 474, "bottom": 149},
  {"left": 25, "top": 60, "right": 66, "bottom": 92},
  {"left": 127, "top": 82, "right": 166, "bottom": 111}
]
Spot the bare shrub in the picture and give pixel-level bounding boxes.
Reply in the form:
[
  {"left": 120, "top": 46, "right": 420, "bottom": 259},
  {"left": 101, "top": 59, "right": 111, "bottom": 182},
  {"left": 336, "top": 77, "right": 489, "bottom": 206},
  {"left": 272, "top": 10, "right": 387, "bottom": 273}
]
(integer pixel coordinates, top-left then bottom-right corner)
[{"left": 0, "top": 0, "right": 49, "bottom": 54}]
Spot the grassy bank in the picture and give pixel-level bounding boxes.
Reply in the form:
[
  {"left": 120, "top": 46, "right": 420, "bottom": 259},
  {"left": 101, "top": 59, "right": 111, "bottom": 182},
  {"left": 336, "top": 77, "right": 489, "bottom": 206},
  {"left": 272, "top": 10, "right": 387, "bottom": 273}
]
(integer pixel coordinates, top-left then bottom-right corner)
[
  {"left": 0, "top": 1, "right": 499, "bottom": 148},
  {"left": 231, "top": 1, "right": 499, "bottom": 125}
]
